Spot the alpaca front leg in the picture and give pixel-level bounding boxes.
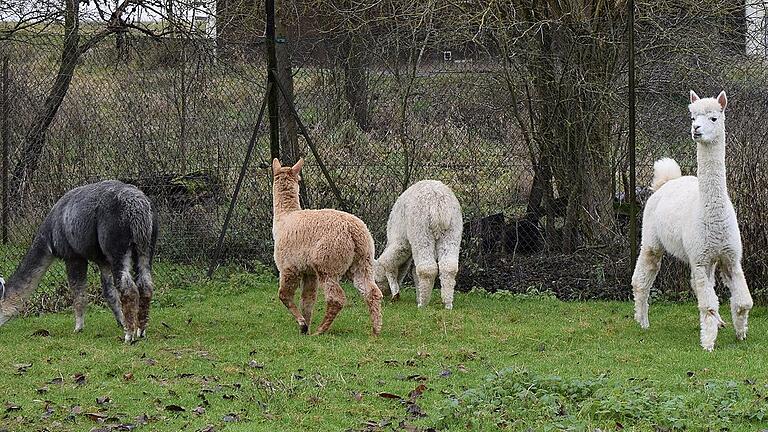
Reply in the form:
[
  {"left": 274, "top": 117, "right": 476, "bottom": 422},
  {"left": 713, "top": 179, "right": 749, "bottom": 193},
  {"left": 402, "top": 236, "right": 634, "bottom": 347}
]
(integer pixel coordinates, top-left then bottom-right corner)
[
  {"left": 720, "top": 263, "right": 753, "bottom": 341},
  {"left": 353, "top": 273, "right": 384, "bottom": 336},
  {"left": 692, "top": 265, "right": 724, "bottom": 351},
  {"left": 631, "top": 246, "right": 662, "bottom": 329},
  {"left": 278, "top": 271, "right": 307, "bottom": 333},
  {"left": 66, "top": 260, "right": 88, "bottom": 333}
]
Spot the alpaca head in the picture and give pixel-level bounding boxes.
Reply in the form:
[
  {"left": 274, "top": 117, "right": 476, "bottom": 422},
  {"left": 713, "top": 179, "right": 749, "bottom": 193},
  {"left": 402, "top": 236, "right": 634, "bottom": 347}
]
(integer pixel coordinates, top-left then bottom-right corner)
[
  {"left": 372, "top": 260, "right": 390, "bottom": 294},
  {"left": 271, "top": 158, "right": 304, "bottom": 196},
  {"left": 0, "top": 276, "right": 18, "bottom": 326},
  {"left": 689, "top": 90, "right": 727, "bottom": 144}
]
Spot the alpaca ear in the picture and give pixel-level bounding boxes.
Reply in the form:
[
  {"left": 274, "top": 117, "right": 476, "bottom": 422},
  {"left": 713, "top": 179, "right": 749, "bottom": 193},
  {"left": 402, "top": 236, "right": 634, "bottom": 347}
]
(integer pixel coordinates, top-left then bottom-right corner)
[
  {"left": 689, "top": 90, "right": 699, "bottom": 104},
  {"left": 272, "top": 158, "right": 282, "bottom": 175},
  {"left": 291, "top": 158, "right": 304, "bottom": 176},
  {"left": 717, "top": 90, "right": 727, "bottom": 110}
]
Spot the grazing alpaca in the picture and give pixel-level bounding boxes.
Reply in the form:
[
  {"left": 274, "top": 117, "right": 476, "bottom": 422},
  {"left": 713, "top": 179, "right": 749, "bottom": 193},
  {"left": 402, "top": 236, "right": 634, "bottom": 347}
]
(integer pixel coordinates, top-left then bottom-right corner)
[
  {"left": 0, "top": 181, "right": 158, "bottom": 343},
  {"left": 632, "top": 90, "right": 753, "bottom": 351},
  {"left": 272, "top": 158, "right": 382, "bottom": 336},
  {"left": 374, "top": 180, "right": 462, "bottom": 309}
]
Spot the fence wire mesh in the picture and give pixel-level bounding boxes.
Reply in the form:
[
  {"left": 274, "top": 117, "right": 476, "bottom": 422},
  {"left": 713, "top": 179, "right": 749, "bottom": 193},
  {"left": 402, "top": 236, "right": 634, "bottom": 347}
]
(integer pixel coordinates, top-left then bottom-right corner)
[{"left": 1, "top": 0, "right": 767, "bottom": 313}]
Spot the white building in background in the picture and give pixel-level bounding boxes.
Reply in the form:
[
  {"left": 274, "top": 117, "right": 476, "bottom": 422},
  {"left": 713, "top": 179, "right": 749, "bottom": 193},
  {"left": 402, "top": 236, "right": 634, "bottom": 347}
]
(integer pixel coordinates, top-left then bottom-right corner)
[{"left": 747, "top": 1, "right": 768, "bottom": 56}]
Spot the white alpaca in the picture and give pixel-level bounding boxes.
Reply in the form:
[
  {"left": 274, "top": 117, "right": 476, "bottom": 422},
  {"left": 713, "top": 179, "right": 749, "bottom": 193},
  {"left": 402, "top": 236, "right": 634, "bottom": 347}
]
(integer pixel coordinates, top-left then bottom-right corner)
[
  {"left": 632, "top": 90, "right": 753, "bottom": 351},
  {"left": 374, "top": 180, "right": 462, "bottom": 309}
]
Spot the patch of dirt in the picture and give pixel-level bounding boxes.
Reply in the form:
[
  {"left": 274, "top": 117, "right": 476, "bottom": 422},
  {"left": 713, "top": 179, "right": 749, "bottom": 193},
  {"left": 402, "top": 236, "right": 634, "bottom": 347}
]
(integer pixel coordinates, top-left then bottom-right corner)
[{"left": 456, "top": 248, "right": 633, "bottom": 301}]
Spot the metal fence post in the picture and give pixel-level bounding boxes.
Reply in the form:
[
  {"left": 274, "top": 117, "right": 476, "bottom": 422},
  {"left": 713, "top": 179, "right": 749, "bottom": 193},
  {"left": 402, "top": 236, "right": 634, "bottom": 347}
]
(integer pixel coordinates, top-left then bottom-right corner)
[
  {"left": 2, "top": 55, "right": 9, "bottom": 244},
  {"left": 266, "top": 0, "right": 280, "bottom": 161}
]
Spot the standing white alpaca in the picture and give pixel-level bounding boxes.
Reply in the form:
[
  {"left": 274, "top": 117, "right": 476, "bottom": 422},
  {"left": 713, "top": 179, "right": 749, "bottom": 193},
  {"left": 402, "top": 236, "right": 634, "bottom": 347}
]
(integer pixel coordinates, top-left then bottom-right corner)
[
  {"left": 632, "top": 90, "right": 753, "bottom": 351},
  {"left": 374, "top": 180, "right": 462, "bottom": 309}
]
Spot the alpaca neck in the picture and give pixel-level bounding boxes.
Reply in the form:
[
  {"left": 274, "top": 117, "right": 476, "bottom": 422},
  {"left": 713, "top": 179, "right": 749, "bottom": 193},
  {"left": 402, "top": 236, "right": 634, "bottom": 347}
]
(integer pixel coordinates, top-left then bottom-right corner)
[
  {"left": 4, "top": 236, "right": 54, "bottom": 302},
  {"left": 696, "top": 136, "right": 729, "bottom": 213},
  {"left": 272, "top": 182, "right": 302, "bottom": 218}
]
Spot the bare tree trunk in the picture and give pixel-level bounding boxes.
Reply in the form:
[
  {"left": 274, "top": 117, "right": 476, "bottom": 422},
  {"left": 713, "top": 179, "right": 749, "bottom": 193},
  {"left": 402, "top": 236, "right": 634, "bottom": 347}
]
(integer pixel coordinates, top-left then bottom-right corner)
[
  {"left": 10, "top": 0, "right": 81, "bottom": 206},
  {"left": 276, "top": 4, "right": 299, "bottom": 164},
  {"left": 341, "top": 35, "right": 369, "bottom": 131}
]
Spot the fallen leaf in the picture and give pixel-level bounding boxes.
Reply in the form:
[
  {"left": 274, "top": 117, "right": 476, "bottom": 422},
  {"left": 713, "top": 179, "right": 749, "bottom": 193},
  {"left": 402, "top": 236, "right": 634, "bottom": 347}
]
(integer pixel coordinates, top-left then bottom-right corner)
[
  {"left": 408, "top": 384, "right": 427, "bottom": 400},
  {"left": 70, "top": 406, "right": 83, "bottom": 415},
  {"left": 248, "top": 360, "right": 264, "bottom": 369},
  {"left": 378, "top": 392, "right": 402, "bottom": 400},
  {"left": 192, "top": 406, "right": 206, "bottom": 415},
  {"left": 177, "top": 373, "right": 195, "bottom": 378},
  {"left": 144, "top": 358, "right": 157, "bottom": 366},
  {"left": 457, "top": 364, "right": 469, "bottom": 373},
  {"left": 113, "top": 424, "right": 136, "bottom": 431},
  {"left": 439, "top": 369, "right": 452, "bottom": 378},
  {"left": 222, "top": 413, "right": 239, "bottom": 422},
  {"left": 406, "top": 403, "right": 426, "bottom": 418},
  {"left": 31, "top": 329, "right": 50, "bottom": 337},
  {"left": 84, "top": 412, "right": 108, "bottom": 422},
  {"left": 686, "top": 371, "right": 695, "bottom": 378},
  {"left": 165, "top": 404, "right": 185, "bottom": 412},
  {"left": 746, "top": 378, "right": 756, "bottom": 385},
  {"left": 73, "top": 373, "right": 87, "bottom": 386},
  {"left": 199, "top": 425, "right": 215, "bottom": 432},
  {"left": 41, "top": 403, "right": 55, "bottom": 419},
  {"left": 135, "top": 413, "right": 149, "bottom": 425},
  {"left": 161, "top": 322, "right": 172, "bottom": 329},
  {"left": 49, "top": 377, "right": 64, "bottom": 385},
  {"left": 96, "top": 396, "right": 111, "bottom": 405},
  {"left": 14, "top": 363, "right": 32, "bottom": 374},
  {"left": 37, "top": 386, "right": 49, "bottom": 394},
  {"left": 384, "top": 359, "right": 399, "bottom": 365},
  {"left": 4, "top": 402, "right": 20, "bottom": 412},
  {"left": 222, "top": 394, "right": 235, "bottom": 400},
  {"left": 417, "top": 351, "right": 430, "bottom": 358},
  {"left": 123, "top": 373, "right": 134, "bottom": 381},
  {"left": 352, "top": 391, "right": 363, "bottom": 402},
  {"left": 89, "top": 428, "right": 110, "bottom": 432},
  {"left": 406, "top": 374, "right": 428, "bottom": 382}
]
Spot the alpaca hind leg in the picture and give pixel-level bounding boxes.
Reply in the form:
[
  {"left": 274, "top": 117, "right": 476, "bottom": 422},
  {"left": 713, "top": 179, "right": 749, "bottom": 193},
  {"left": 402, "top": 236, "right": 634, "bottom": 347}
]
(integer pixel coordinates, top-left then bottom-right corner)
[
  {"left": 278, "top": 270, "right": 307, "bottom": 333},
  {"left": 67, "top": 259, "right": 89, "bottom": 333},
  {"left": 113, "top": 256, "right": 139, "bottom": 343},
  {"left": 631, "top": 246, "right": 662, "bottom": 329},
  {"left": 353, "top": 272, "right": 383, "bottom": 336},
  {"left": 300, "top": 274, "right": 318, "bottom": 331},
  {"left": 135, "top": 256, "right": 154, "bottom": 338},
  {"left": 692, "top": 265, "right": 724, "bottom": 351},
  {"left": 99, "top": 264, "right": 123, "bottom": 328},
  {"left": 412, "top": 244, "right": 438, "bottom": 309},
  {"left": 436, "top": 234, "right": 460, "bottom": 310},
  {"left": 720, "top": 263, "right": 753, "bottom": 341},
  {"left": 314, "top": 276, "right": 346, "bottom": 335}
]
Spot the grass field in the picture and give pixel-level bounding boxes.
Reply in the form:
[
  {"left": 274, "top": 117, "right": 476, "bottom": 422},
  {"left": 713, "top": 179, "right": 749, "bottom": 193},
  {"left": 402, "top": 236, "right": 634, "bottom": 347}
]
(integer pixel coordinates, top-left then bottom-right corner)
[{"left": 0, "top": 264, "right": 767, "bottom": 431}]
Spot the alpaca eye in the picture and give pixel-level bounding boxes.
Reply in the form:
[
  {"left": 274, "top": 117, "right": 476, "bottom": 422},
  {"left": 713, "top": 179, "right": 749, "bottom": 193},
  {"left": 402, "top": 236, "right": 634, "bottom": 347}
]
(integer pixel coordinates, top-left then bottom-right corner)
[{"left": 710, "top": 117, "right": 717, "bottom": 122}]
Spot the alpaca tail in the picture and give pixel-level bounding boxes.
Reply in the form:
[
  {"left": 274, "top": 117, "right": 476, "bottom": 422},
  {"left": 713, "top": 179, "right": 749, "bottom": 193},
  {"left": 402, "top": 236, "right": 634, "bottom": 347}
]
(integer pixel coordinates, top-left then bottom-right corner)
[
  {"left": 429, "top": 196, "right": 455, "bottom": 234},
  {"left": 651, "top": 158, "right": 682, "bottom": 191}
]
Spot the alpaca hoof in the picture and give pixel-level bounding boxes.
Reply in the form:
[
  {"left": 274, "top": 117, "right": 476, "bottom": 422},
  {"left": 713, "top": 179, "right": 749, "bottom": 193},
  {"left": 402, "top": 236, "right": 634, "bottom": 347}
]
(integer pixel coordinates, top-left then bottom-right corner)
[
  {"left": 701, "top": 343, "right": 715, "bottom": 352},
  {"left": 136, "top": 328, "right": 146, "bottom": 338},
  {"left": 124, "top": 333, "right": 133, "bottom": 344},
  {"left": 392, "top": 293, "right": 400, "bottom": 301},
  {"left": 444, "top": 303, "right": 453, "bottom": 310},
  {"left": 736, "top": 329, "right": 747, "bottom": 341},
  {"left": 300, "top": 323, "right": 309, "bottom": 335},
  {"left": 74, "top": 326, "right": 83, "bottom": 333}
]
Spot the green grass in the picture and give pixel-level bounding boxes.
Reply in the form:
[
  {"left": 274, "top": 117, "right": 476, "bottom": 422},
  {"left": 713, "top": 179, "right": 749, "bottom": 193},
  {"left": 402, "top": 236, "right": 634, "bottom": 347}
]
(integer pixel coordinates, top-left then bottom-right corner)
[{"left": 0, "top": 266, "right": 767, "bottom": 431}]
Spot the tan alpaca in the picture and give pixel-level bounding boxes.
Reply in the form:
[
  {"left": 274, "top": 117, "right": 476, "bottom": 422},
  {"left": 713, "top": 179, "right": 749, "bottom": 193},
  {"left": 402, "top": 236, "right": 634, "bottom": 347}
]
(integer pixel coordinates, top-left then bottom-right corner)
[{"left": 272, "top": 158, "right": 383, "bottom": 336}]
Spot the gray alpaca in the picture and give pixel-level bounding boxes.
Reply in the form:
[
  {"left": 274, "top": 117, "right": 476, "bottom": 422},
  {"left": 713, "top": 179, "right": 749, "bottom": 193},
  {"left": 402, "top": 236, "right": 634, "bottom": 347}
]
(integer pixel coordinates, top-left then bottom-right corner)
[{"left": 0, "top": 180, "right": 158, "bottom": 343}]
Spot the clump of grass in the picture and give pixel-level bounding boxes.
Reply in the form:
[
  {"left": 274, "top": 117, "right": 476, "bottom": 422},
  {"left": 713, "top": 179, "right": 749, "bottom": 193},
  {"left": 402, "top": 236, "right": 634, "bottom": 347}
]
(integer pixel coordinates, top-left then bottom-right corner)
[{"left": 437, "top": 366, "right": 768, "bottom": 430}]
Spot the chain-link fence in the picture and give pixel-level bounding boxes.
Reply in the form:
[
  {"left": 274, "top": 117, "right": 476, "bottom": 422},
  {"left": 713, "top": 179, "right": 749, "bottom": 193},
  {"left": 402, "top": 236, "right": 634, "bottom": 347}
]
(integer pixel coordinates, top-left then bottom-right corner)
[{"left": 1, "top": 1, "right": 767, "bottom": 311}]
